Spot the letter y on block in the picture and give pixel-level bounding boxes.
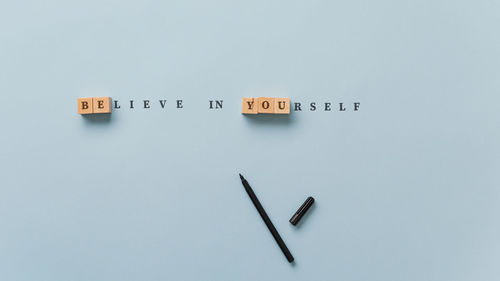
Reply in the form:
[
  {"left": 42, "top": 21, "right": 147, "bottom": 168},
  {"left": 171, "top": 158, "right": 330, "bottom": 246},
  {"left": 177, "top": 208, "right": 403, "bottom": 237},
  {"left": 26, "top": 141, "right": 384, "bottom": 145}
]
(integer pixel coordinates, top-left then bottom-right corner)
[{"left": 241, "top": 98, "right": 258, "bottom": 114}]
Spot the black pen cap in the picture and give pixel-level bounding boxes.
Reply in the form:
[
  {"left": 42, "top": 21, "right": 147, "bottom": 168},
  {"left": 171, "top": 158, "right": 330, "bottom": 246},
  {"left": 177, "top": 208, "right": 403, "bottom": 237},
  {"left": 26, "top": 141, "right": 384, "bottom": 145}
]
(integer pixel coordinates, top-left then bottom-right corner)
[{"left": 289, "top": 196, "right": 315, "bottom": 226}]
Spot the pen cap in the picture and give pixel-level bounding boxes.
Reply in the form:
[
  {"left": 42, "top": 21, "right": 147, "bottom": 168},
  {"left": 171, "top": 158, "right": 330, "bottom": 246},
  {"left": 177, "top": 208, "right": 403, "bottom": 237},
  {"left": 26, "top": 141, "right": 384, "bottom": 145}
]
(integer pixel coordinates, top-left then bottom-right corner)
[{"left": 289, "top": 196, "right": 315, "bottom": 226}]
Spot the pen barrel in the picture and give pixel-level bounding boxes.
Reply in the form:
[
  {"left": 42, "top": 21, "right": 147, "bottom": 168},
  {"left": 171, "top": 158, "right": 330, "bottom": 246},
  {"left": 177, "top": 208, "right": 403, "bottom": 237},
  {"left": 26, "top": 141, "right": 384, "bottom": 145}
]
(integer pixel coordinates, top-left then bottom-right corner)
[
  {"left": 289, "top": 196, "right": 315, "bottom": 226},
  {"left": 242, "top": 179, "right": 294, "bottom": 263}
]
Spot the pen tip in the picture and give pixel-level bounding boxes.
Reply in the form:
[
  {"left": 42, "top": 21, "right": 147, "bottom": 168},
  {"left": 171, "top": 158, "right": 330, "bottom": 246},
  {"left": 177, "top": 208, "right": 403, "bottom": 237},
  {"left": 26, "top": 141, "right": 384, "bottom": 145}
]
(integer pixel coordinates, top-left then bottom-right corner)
[{"left": 239, "top": 173, "right": 244, "bottom": 180}]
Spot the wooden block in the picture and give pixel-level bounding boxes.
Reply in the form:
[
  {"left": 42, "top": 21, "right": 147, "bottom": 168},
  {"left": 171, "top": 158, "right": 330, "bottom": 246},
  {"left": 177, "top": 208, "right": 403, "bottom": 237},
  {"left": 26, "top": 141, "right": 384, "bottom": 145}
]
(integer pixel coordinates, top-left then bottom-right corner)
[
  {"left": 241, "top": 98, "right": 258, "bottom": 114},
  {"left": 93, "top": 97, "right": 112, "bottom": 114},
  {"left": 77, "top": 97, "right": 93, "bottom": 114},
  {"left": 274, "top": 98, "right": 290, "bottom": 114},
  {"left": 257, "top": 97, "right": 275, "bottom": 114}
]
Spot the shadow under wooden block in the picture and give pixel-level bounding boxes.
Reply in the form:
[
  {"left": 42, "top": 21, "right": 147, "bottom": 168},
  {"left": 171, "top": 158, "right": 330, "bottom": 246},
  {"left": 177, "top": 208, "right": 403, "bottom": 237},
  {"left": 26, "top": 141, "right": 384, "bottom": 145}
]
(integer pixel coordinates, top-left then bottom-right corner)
[
  {"left": 93, "top": 97, "right": 112, "bottom": 114},
  {"left": 257, "top": 97, "right": 275, "bottom": 114},
  {"left": 77, "top": 97, "right": 93, "bottom": 114},
  {"left": 274, "top": 98, "right": 290, "bottom": 114},
  {"left": 241, "top": 97, "right": 258, "bottom": 114},
  {"left": 243, "top": 113, "right": 294, "bottom": 126},
  {"left": 82, "top": 113, "right": 112, "bottom": 124}
]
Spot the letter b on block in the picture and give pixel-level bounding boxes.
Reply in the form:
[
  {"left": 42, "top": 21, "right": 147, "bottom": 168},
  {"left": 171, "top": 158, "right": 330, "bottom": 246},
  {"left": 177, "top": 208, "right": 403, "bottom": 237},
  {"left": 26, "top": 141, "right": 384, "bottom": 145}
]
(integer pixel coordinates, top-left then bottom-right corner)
[{"left": 77, "top": 98, "right": 93, "bottom": 114}]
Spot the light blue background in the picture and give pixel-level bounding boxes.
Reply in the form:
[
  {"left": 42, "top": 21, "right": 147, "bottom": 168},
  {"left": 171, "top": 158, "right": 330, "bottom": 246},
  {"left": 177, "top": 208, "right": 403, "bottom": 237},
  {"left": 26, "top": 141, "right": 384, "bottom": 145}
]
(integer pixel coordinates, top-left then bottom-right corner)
[{"left": 1, "top": 1, "right": 499, "bottom": 280}]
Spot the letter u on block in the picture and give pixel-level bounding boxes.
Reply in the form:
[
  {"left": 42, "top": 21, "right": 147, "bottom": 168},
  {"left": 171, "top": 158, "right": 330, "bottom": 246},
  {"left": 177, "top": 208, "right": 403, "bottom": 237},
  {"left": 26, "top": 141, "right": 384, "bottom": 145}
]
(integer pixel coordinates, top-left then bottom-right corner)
[{"left": 274, "top": 98, "right": 290, "bottom": 114}]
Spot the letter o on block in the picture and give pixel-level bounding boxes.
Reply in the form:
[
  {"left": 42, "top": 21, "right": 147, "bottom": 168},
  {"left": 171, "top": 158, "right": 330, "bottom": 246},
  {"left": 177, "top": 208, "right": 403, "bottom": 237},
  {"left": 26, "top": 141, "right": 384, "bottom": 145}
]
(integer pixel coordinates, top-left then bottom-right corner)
[{"left": 258, "top": 97, "right": 275, "bottom": 114}]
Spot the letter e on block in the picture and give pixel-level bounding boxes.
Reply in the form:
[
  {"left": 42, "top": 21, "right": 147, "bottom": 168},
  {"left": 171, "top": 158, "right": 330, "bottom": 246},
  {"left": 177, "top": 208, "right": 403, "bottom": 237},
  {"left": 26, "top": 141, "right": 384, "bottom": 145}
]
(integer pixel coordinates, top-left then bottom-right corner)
[
  {"left": 241, "top": 98, "right": 258, "bottom": 114},
  {"left": 77, "top": 97, "right": 93, "bottom": 114},
  {"left": 274, "top": 98, "right": 290, "bottom": 114},
  {"left": 258, "top": 97, "right": 275, "bottom": 114},
  {"left": 93, "top": 97, "right": 112, "bottom": 114}
]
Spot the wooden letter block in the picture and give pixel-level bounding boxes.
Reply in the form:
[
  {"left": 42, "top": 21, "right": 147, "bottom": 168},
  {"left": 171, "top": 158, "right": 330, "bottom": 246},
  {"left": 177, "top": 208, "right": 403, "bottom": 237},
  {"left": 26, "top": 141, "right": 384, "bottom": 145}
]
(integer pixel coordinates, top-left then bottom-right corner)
[
  {"left": 93, "top": 97, "right": 112, "bottom": 114},
  {"left": 77, "top": 97, "right": 93, "bottom": 114},
  {"left": 242, "top": 98, "right": 258, "bottom": 114},
  {"left": 258, "top": 97, "right": 275, "bottom": 114},
  {"left": 274, "top": 98, "right": 290, "bottom": 114}
]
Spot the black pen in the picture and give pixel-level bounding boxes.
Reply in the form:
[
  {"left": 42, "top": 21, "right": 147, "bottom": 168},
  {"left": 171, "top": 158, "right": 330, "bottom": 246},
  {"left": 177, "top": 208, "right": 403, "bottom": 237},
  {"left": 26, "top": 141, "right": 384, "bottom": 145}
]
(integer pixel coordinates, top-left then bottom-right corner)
[{"left": 239, "top": 173, "right": 294, "bottom": 263}]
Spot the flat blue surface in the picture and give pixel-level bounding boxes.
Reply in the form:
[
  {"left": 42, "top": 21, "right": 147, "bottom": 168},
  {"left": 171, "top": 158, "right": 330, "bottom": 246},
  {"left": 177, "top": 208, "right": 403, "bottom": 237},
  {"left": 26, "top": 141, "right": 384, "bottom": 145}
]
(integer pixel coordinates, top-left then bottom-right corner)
[{"left": 1, "top": 1, "right": 499, "bottom": 280}]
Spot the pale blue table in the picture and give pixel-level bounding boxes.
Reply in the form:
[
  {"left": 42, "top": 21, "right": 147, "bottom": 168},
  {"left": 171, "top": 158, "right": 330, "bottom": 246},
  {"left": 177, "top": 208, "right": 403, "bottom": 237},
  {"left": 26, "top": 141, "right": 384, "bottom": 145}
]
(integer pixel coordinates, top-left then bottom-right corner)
[{"left": 1, "top": 1, "right": 499, "bottom": 280}]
